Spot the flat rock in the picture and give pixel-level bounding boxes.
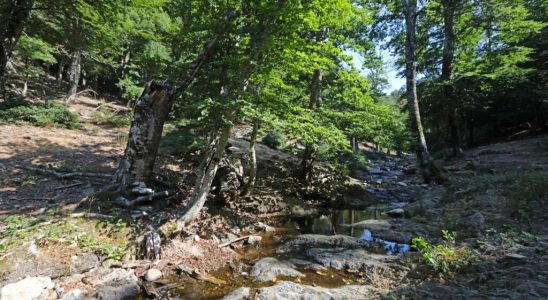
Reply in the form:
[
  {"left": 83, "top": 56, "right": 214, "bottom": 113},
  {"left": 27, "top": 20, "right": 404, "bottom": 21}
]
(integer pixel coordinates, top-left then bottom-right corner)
[
  {"left": 385, "top": 208, "right": 405, "bottom": 217},
  {"left": 145, "top": 268, "right": 163, "bottom": 282},
  {"left": 277, "top": 234, "right": 371, "bottom": 254},
  {"left": 0, "top": 276, "right": 55, "bottom": 300},
  {"left": 342, "top": 219, "right": 391, "bottom": 231},
  {"left": 255, "top": 281, "right": 380, "bottom": 300},
  {"left": 222, "top": 287, "right": 251, "bottom": 300},
  {"left": 251, "top": 257, "right": 304, "bottom": 282},
  {"left": 306, "top": 248, "right": 394, "bottom": 271}
]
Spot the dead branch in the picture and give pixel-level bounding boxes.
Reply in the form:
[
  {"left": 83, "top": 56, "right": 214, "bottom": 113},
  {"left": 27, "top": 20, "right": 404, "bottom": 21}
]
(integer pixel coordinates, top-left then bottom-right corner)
[
  {"left": 116, "top": 190, "right": 178, "bottom": 208},
  {"left": 218, "top": 235, "right": 252, "bottom": 248},
  {"left": 17, "top": 165, "right": 113, "bottom": 180},
  {"left": 8, "top": 197, "right": 55, "bottom": 201},
  {"left": 70, "top": 212, "right": 114, "bottom": 220},
  {"left": 55, "top": 182, "right": 85, "bottom": 190}
]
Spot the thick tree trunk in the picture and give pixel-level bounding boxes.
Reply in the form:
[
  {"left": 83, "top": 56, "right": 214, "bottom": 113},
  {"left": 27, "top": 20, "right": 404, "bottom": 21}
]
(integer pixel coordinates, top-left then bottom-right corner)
[
  {"left": 243, "top": 118, "right": 259, "bottom": 194},
  {"left": 0, "top": 0, "right": 34, "bottom": 81},
  {"left": 114, "top": 36, "right": 219, "bottom": 197},
  {"left": 66, "top": 50, "right": 81, "bottom": 101},
  {"left": 113, "top": 81, "right": 175, "bottom": 194},
  {"left": 403, "top": 0, "right": 445, "bottom": 183},
  {"left": 301, "top": 69, "right": 323, "bottom": 182},
  {"left": 442, "top": 0, "right": 461, "bottom": 158}
]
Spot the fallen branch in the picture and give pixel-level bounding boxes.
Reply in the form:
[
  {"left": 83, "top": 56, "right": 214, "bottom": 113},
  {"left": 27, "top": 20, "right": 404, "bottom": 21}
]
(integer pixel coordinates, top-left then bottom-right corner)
[
  {"left": 8, "top": 197, "right": 54, "bottom": 201},
  {"left": 116, "top": 190, "right": 178, "bottom": 208},
  {"left": 218, "top": 235, "right": 252, "bottom": 248},
  {"left": 55, "top": 182, "right": 85, "bottom": 190},
  {"left": 18, "top": 165, "right": 113, "bottom": 180},
  {"left": 70, "top": 212, "right": 114, "bottom": 220},
  {"left": 66, "top": 88, "right": 98, "bottom": 102}
]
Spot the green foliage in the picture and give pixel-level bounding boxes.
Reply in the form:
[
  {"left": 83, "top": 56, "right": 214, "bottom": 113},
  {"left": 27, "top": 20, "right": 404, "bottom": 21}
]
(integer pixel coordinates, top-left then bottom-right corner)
[
  {"left": 412, "top": 231, "right": 478, "bottom": 275},
  {"left": 160, "top": 125, "right": 206, "bottom": 158},
  {"left": 116, "top": 76, "right": 144, "bottom": 102},
  {"left": 261, "top": 131, "right": 286, "bottom": 150},
  {"left": 14, "top": 35, "right": 56, "bottom": 76},
  {"left": 505, "top": 172, "right": 548, "bottom": 223},
  {"left": 90, "top": 106, "right": 131, "bottom": 128},
  {"left": 0, "top": 102, "right": 80, "bottom": 129},
  {"left": 99, "top": 242, "right": 127, "bottom": 261}
]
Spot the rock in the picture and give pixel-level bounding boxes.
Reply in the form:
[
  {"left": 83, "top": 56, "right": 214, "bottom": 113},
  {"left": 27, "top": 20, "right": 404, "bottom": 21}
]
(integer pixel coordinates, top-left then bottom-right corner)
[
  {"left": 397, "top": 181, "right": 408, "bottom": 187},
  {"left": 306, "top": 248, "right": 394, "bottom": 271},
  {"left": 255, "top": 281, "right": 379, "bottom": 300},
  {"left": 385, "top": 208, "right": 405, "bottom": 217},
  {"left": 251, "top": 257, "right": 304, "bottom": 282},
  {"left": 0, "top": 277, "right": 55, "bottom": 300},
  {"left": 277, "top": 234, "right": 372, "bottom": 254},
  {"left": 61, "top": 289, "right": 90, "bottom": 300},
  {"left": 338, "top": 179, "right": 376, "bottom": 209},
  {"left": 247, "top": 235, "right": 262, "bottom": 245},
  {"left": 342, "top": 219, "right": 391, "bottom": 231},
  {"left": 92, "top": 283, "right": 140, "bottom": 300},
  {"left": 145, "top": 268, "right": 163, "bottom": 282},
  {"left": 286, "top": 258, "right": 326, "bottom": 271},
  {"left": 222, "top": 287, "right": 251, "bottom": 300},
  {"left": 256, "top": 222, "right": 275, "bottom": 232},
  {"left": 98, "top": 269, "right": 138, "bottom": 286},
  {"left": 505, "top": 253, "right": 527, "bottom": 260}
]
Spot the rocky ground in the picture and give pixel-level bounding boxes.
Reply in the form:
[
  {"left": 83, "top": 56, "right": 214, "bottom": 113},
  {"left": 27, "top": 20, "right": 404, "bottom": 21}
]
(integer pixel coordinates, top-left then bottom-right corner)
[{"left": 1, "top": 93, "right": 547, "bottom": 299}]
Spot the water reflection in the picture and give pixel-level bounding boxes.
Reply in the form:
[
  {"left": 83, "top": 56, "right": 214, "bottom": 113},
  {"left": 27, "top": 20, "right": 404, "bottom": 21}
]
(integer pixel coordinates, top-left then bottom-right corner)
[{"left": 360, "top": 229, "right": 410, "bottom": 255}]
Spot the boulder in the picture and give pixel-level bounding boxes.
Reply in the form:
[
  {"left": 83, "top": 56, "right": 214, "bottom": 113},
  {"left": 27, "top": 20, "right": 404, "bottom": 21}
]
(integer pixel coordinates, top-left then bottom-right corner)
[
  {"left": 277, "top": 234, "right": 372, "bottom": 254},
  {"left": 251, "top": 257, "right": 304, "bottom": 282},
  {"left": 255, "top": 281, "right": 380, "bottom": 300},
  {"left": 145, "top": 268, "right": 163, "bottom": 282},
  {"left": 92, "top": 283, "right": 140, "bottom": 300},
  {"left": 306, "top": 248, "right": 395, "bottom": 271},
  {"left": 0, "top": 277, "right": 55, "bottom": 300}
]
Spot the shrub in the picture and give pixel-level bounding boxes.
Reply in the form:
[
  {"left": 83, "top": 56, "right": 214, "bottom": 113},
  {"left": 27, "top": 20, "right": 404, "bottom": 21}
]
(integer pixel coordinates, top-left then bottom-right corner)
[
  {"left": 0, "top": 102, "right": 80, "bottom": 129},
  {"left": 412, "top": 230, "right": 478, "bottom": 275},
  {"left": 262, "top": 131, "right": 286, "bottom": 149},
  {"left": 90, "top": 106, "right": 131, "bottom": 128},
  {"left": 160, "top": 126, "right": 206, "bottom": 158}
]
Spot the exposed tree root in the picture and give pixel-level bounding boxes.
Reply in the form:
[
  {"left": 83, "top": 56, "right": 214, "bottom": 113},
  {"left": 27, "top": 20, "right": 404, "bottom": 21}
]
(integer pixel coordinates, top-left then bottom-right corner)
[{"left": 17, "top": 164, "right": 113, "bottom": 179}]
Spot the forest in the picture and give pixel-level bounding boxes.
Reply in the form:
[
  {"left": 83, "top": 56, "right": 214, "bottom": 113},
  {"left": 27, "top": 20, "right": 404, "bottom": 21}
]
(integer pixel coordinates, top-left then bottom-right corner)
[{"left": 0, "top": 0, "right": 546, "bottom": 299}]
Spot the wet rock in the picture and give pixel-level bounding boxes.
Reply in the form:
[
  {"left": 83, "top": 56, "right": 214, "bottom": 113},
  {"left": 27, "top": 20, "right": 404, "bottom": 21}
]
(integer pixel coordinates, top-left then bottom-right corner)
[
  {"left": 145, "top": 268, "right": 163, "bottom": 281},
  {"left": 505, "top": 253, "right": 527, "bottom": 261},
  {"left": 286, "top": 258, "right": 326, "bottom": 271},
  {"left": 385, "top": 208, "right": 405, "bottom": 217},
  {"left": 338, "top": 179, "right": 375, "bottom": 208},
  {"left": 306, "top": 248, "right": 394, "bottom": 271},
  {"left": 251, "top": 257, "right": 304, "bottom": 282},
  {"left": 342, "top": 219, "right": 391, "bottom": 231},
  {"left": 277, "top": 234, "right": 371, "bottom": 254},
  {"left": 0, "top": 276, "right": 55, "bottom": 300},
  {"left": 513, "top": 280, "right": 548, "bottom": 298},
  {"left": 92, "top": 283, "right": 140, "bottom": 300},
  {"left": 255, "top": 281, "right": 379, "bottom": 300},
  {"left": 222, "top": 287, "right": 251, "bottom": 300}
]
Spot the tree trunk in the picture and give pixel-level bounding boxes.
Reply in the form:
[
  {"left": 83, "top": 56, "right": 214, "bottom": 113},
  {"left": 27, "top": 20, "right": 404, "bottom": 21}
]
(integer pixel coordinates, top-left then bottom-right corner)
[
  {"left": 403, "top": 0, "right": 445, "bottom": 183},
  {"left": 22, "top": 77, "right": 28, "bottom": 96},
  {"left": 113, "top": 81, "right": 175, "bottom": 194},
  {"left": 0, "top": 0, "right": 34, "bottom": 81},
  {"left": 66, "top": 50, "right": 81, "bottom": 101},
  {"left": 442, "top": 0, "right": 461, "bottom": 158},
  {"left": 174, "top": 126, "right": 231, "bottom": 225},
  {"left": 301, "top": 68, "right": 323, "bottom": 182},
  {"left": 244, "top": 118, "right": 259, "bottom": 194},
  {"left": 120, "top": 47, "right": 131, "bottom": 78},
  {"left": 57, "top": 59, "right": 65, "bottom": 84},
  {"left": 114, "top": 36, "right": 219, "bottom": 195}
]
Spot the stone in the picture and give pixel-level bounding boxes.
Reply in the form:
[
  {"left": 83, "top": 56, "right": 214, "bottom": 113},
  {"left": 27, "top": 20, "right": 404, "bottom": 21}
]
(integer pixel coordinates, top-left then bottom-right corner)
[
  {"left": 222, "top": 287, "right": 251, "bottom": 300},
  {"left": 277, "top": 234, "right": 372, "bottom": 254},
  {"left": 256, "top": 222, "right": 275, "bottom": 232},
  {"left": 251, "top": 257, "right": 304, "bottom": 282},
  {"left": 255, "top": 281, "right": 379, "bottom": 300},
  {"left": 385, "top": 208, "right": 405, "bottom": 217},
  {"left": 145, "top": 268, "right": 163, "bottom": 282},
  {"left": 92, "top": 283, "right": 140, "bottom": 300},
  {"left": 0, "top": 276, "right": 55, "bottom": 300},
  {"left": 505, "top": 253, "right": 527, "bottom": 260},
  {"left": 98, "top": 269, "right": 138, "bottom": 286},
  {"left": 306, "top": 248, "right": 394, "bottom": 271},
  {"left": 247, "top": 235, "right": 262, "bottom": 245},
  {"left": 342, "top": 219, "right": 391, "bottom": 231},
  {"left": 61, "top": 289, "right": 91, "bottom": 300}
]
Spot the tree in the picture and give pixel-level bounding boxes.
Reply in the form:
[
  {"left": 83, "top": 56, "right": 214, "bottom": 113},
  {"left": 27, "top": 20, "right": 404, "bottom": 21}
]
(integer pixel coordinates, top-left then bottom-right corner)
[
  {"left": 0, "top": 0, "right": 34, "bottom": 84},
  {"left": 13, "top": 35, "right": 56, "bottom": 96}
]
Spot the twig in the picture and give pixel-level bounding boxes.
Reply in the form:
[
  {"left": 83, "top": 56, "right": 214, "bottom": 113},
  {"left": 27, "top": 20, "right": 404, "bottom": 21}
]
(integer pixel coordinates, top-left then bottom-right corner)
[
  {"left": 116, "top": 190, "right": 178, "bottom": 208},
  {"left": 70, "top": 212, "right": 114, "bottom": 220},
  {"left": 0, "top": 252, "right": 14, "bottom": 261},
  {"left": 55, "top": 182, "right": 85, "bottom": 190},
  {"left": 218, "top": 235, "right": 252, "bottom": 248},
  {"left": 17, "top": 165, "right": 113, "bottom": 180}
]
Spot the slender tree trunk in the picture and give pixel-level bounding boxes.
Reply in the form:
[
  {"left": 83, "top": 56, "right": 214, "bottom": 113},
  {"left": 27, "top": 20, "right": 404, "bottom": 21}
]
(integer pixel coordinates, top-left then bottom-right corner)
[
  {"left": 0, "top": 0, "right": 34, "bottom": 82},
  {"left": 301, "top": 68, "right": 323, "bottom": 182},
  {"left": 403, "top": 0, "right": 445, "bottom": 183},
  {"left": 57, "top": 59, "right": 65, "bottom": 84},
  {"left": 114, "top": 36, "right": 219, "bottom": 195},
  {"left": 244, "top": 118, "right": 259, "bottom": 194},
  {"left": 120, "top": 47, "right": 131, "bottom": 78},
  {"left": 22, "top": 76, "right": 28, "bottom": 96},
  {"left": 66, "top": 49, "right": 81, "bottom": 101},
  {"left": 442, "top": 0, "right": 461, "bottom": 158}
]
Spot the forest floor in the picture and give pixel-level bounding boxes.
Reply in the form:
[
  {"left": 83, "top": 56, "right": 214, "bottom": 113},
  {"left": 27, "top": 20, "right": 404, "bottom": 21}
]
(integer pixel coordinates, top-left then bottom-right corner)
[{"left": 0, "top": 91, "right": 547, "bottom": 299}]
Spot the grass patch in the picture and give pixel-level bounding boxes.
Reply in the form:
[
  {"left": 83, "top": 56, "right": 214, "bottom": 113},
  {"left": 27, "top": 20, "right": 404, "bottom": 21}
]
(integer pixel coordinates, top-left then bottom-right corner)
[
  {"left": 0, "top": 101, "right": 80, "bottom": 129},
  {"left": 90, "top": 106, "right": 131, "bottom": 128},
  {"left": 505, "top": 171, "right": 547, "bottom": 223}
]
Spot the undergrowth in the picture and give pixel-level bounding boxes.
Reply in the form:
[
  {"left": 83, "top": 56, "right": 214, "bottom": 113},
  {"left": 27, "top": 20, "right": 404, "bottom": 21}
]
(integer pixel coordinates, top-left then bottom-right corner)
[
  {"left": 0, "top": 101, "right": 80, "bottom": 129},
  {"left": 90, "top": 106, "right": 131, "bottom": 128}
]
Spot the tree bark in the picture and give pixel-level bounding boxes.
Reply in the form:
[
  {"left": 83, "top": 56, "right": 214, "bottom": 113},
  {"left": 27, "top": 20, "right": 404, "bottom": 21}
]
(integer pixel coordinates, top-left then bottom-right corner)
[
  {"left": 403, "top": 0, "right": 445, "bottom": 183},
  {"left": 114, "top": 36, "right": 219, "bottom": 195},
  {"left": 66, "top": 49, "right": 81, "bottom": 101},
  {"left": 301, "top": 68, "right": 323, "bottom": 182},
  {"left": 442, "top": 0, "right": 461, "bottom": 158},
  {"left": 244, "top": 118, "right": 259, "bottom": 194},
  {"left": 0, "top": 0, "right": 34, "bottom": 81}
]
